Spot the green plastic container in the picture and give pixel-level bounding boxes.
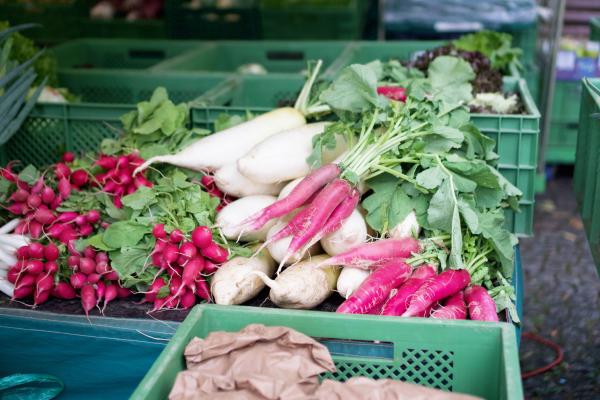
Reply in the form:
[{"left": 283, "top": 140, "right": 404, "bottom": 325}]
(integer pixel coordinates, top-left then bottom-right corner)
[
  {"left": 546, "top": 80, "right": 583, "bottom": 164},
  {"left": 574, "top": 78, "right": 600, "bottom": 275},
  {"left": 591, "top": 18, "right": 600, "bottom": 42},
  {"left": 52, "top": 39, "right": 200, "bottom": 70},
  {"left": 150, "top": 41, "right": 351, "bottom": 75},
  {"left": 165, "top": 0, "right": 260, "bottom": 40},
  {"left": 191, "top": 76, "right": 539, "bottom": 236},
  {"left": 131, "top": 305, "right": 523, "bottom": 400},
  {"left": 259, "top": 0, "right": 368, "bottom": 40},
  {"left": 80, "top": 19, "right": 167, "bottom": 39}
]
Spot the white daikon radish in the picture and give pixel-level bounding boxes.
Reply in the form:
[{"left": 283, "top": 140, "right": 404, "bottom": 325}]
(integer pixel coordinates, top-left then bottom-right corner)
[
  {"left": 134, "top": 107, "right": 306, "bottom": 173},
  {"left": 0, "top": 219, "right": 21, "bottom": 235},
  {"left": 237, "top": 122, "right": 348, "bottom": 184},
  {"left": 266, "top": 216, "right": 321, "bottom": 265},
  {"left": 211, "top": 247, "right": 275, "bottom": 305},
  {"left": 0, "top": 278, "right": 14, "bottom": 297},
  {"left": 336, "top": 267, "right": 370, "bottom": 299},
  {"left": 321, "top": 209, "right": 368, "bottom": 256},
  {"left": 252, "top": 255, "right": 340, "bottom": 309},
  {"left": 217, "top": 196, "right": 277, "bottom": 241},
  {"left": 213, "top": 163, "right": 284, "bottom": 197},
  {"left": 389, "top": 211, "right": 420, "bottom": 239}
]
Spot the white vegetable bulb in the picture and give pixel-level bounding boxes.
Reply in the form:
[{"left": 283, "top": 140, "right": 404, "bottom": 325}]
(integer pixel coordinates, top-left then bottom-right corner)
[{"left": 389, "top": 211, "right": 420, "bottom": 239}]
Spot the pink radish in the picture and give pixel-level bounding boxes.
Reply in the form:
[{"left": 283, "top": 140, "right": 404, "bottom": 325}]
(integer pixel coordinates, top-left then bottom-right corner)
[
  {"left": 55, "top": 163, "right": 71, "bottom": 179},
  {"left": 33, "top": 208, "right": 55, "bottom": 225},
  {"left": 83, "top": 247, "right": 96, "bottom": 259},
  {"left": 41, "top": 186, "right": 56, "bottom": 204},
  {"left": 56, "top": 212, "right": 78, "bottom": 223},
  {"left": 52, "top": 282, "right": 77, "bottom": 299},
  {"left": 95, "top": 252, "right": 108, "bottom": 263},
  {"left": 58, "top": 178, "right": 71, "bottom": 198},
  {"left": 24, "top": 260, "right": 44, "bottom": 275},
  {"left": 431, "top": 291, "right": 467, "bottom": 320},
  {"left": 177, "top": 242, "right": 197, "bottom": 263},
  {"left": 13, "top": 285, "right": 33, "bottom": 299},
  {"left": 203, "top": 260, "right": 218, "bottom": 274},
  {"left": 104, "top": 270, "right": 119, "bottom": 281},
  {"left": 79, "top": 224, "right": 93, "bottom": 236},
  {"left": 96, "top": 155, "right": 117, "bottom": 170},
  {"left": 6, "top": 202, "right": 27, "bottom": 215},
  {"left": 152, "top": 224, "right": 166, "bottom": 239},
  {"left": 317, "top": 238, "right": 421, "bottom": 270},
  {"left": 163, "top": 244, "right": 179, "bottom": 264},
  {"left": 169, "top": 229, "right": 184, "bottom": 243},
  {"left": 464, "top": 285, "right": 499, "bottom": 322},
  {"left": 117, "top": 287, "right": 131, "bottom": 298},
  {"left": 35, "top": 274, "right": 54, "bottom": 293},
  {"left": 195, "top": 278, "right": 210, "bottom": 301},
  {"left": 180, "top": 289, "right": 196, "bottom": 309},
  {"left": 402, "top": 269, "right": 471, "bottom": 317},
  {"left": 180, "top": 258, "right": 204, "bottom": 290},
  {"left": 81, "top": 285, "right": 96, "bottom": 317},
  {"left": 43, "top": 243, "right": 60, "bottom": 261},
  {"left": 85, "top": 210, "right": 100, "bottom": 224},
  {"left": 191, "top": 226, "right": 212, "bottom": 249},
  {"left": 95, "top": 261, "right": 110, "bottom": 274},
  {"left": 62, "top": 152, "right": 75, "bottom": 163},
  {"left": 27, "top": 194, "right": 42, "bottom": 208},
  {"left": 337, "top": 260, "right": 412, "bottom": 314},
  {"left": 67, "top": 255, "right": 80, "bottom": 268},
  {"left": 243, "top": 163, "right": 341, "bottom": 231},
  {"left": 380, "top": 265, "right": 437, "bottom": 316},
  {"left": 79, "top": 257, "right": 96, "bottom": 275},
  {"left": 28, "top": 220, "right": 43, "bottom": 238},
  {"left": 201, "top": 243, "right": 228, "bottom": 263},
  {"left": 34, "top": 289, "right": 51, "bottom": 305},
  {"left": 87, "top": 273, "right": 101, "bottom": 284},
  {"left": 70, "top": 273, "right": 87, "bottom": 289},
  {"left": 47, "top": 223, "right": 65, "bottom": 238},
  {"left": 95, "top": 281, "right": 106, "bottom": 303},
  {"left": 7, "top": 267, "right": 19, "bottom": 284},
  {"left": 44, "top": 261, "right": 58, "bottom": 274},
  {"left": 102, "top": 284, "right": 118, "bottom": 312},
  {"left": 70, "top": 169, "right": 89, "bottom": 187},
  {"left": 10, "top": 188, "right": 29, "bottom": 202},
  {"left": 16, "top": 245, "right": 30, "bottom": 258}
]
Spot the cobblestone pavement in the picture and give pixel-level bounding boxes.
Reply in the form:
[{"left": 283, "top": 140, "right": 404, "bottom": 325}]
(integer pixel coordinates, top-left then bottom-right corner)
[{"left": 519, "top": 176, "right": 600, "bottom": 399}]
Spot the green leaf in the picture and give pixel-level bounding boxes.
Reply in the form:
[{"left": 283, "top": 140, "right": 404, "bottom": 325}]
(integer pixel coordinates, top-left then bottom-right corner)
[
  {"left": 415, "top": 167, "right": 444, "bottom": 189},
  {"left": 17, "top": 165, "right": 39, "bottom": 185},
  {"left": 478, "top": 210, "right": 517, "bottom": 275},
  {"left": 85, "top": 233, "right": 115, "bottom": 251},
  {"left": 427, "top": 56, "right": 475, "bottom": 103},
  {"left": 454, "top": 30, "right": 522, "bottom": 71},
  {"left": 139, "top": 143, "right": 169, "bottom": 160},
  {"left": 307, "top": 124, "right": 340, "bottom": 168},
  {"left": 103, "top": 221, "right": 150, "bottom": 248},
  {"left": 363, "top": 176, "right": 413, "bottom": 234},
  {"left": 459, "top": 124, "right": 497, "bottom": 161},
  {"left": 121, "top": 186, "right": 157, "bottom": 210},
  {"left": 427, "top": 179, "right": 463, "bottom": 268},
  {"left": 109, "top": 246, "right": 151, "bottom": 283},
  {"left": 213, "top": 113, "right": 247, "bottom": 132},
  {"left": 458, "top": 196, "right": 479, "bottom": 233},
  {"left": 100, "top": 138, "right": 122, "bottom": 155}
]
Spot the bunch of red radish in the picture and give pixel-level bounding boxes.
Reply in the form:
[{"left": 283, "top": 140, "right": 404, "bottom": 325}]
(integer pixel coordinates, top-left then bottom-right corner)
[
  {"left": 144, "top": 224, "right": 228, "bottom": 311},
  {"left": 200, "top": 175, "right": 234, "bottom": 211},
  {"left": 67, "top": 246, "right": 131, "bottom": 316},
  {"left": 94, "top": 153, "right": 152, "bottom": 208},
  {"left": 46, "top": 210, "right": 101, "bottom": 244}
]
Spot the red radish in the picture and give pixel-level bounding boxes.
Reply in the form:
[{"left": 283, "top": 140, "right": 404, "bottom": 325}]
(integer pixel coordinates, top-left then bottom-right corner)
[
  {"left": 50, "top": 195, "right": 62, "bottom": 210},
  {"left": 7, "top": 267, "right": 19, "bottom": 284},
  {"left": 43, "top": 243, "right": 60, "bottom": 261},
  {"left": 52, "top": 282, "right": 77, "bottom": 299},
  {"left": 47, "top": 223, "right": 65, "bottom": 238},
  {"left": 67, "top": 240, "right": 80, "bottom": 255},
  {"left": 28, "top": 220, "right": 43, "bottom": 239},
  {"left": 74, "top": 215, "right": 87, "bottom": 226},
  {"left": 102, "top": 284, "right": 118, "bottom": 312},
  {"left": 13, "top": 285, "right": 33, "bottom": 299},
  {"left": 15, "top": 221, "right": 27, "bottom": 234},
  {"left": 81, "top": 285, "right": 96, "bottom": 317},
  {"left": 41, "top": 186, "right": 56, "bottom": 204},
  {"left": 416, "top": 302, "right": 439, "bottom": 318},
  {"left": 169, "top": 277, "right": 182, "bottom": 295},
  {"left": 58, "top": 178, "right": 71, "bottom": 198},
  {"left": 27, "top": 194, "right": 42, "bottom": 208},
  {"left": 24, "top": 260, "right": 44, "bottom": 275},
  {"left": 56, "top": 212, "right": 78, "bottom": 223},
  {"left": 317, "top": 238, "right": 421, "bottom": 270},
  {"left": 7, "top": 202, "right": 27, "bottom": 215},
  {"left": 95, "top": 281, "right": 106, "bottom": 302},
  {"left": 55, "top": 163, "right": 71, "bottom": 179},
  {"left": 10, "top": 188, "right": 29, "bottom": 202},
  {"left": 191, "top": 226, "right": 212, "bottom": 249},
  {"left": 402, "top": 269, "right": 471, "bottom": 317},
  {"left": 180, "top": 289, "right": 196, "bottom": 309},
  {"left": 163, "top": 244, "right": 179, "bottom": 264},
  {"left": 152, "top": 297, "right": 166, "bottom": 311},
  {"left": 16, "top": 245, "right": 30, "bottom": 258},
  {"left": 377, "top": 86, "right": 407, "bottom": 102},
  {"left": 104, "top": 181, "right": 118, "bottom": 193},
  {"left": 464, "top": 285, "right": 499, "bottom": 322},
  {"left": 15, "top": 274, "right": 36, "bottom": 290},
  {"left": 96, "top": 155, "right": 117, "bottom": 170},
  {"left": 35, "top": 274, "right": 54, "bottom": 292},
  {"left": 203, "top": 260, "right": 218, "bottom": 274},
  {"left": 33, "top": 208, "right": 55, "bottom": 225},
  {"left": 95, "top": 251, "right": 108, "bottom": 263},
  {"left": 86, "top": 210, "right": 100, "bottom": 224},
  {"left": 163, "top": 295, "right": 179, "bottom": 309},
  {"left": 62, "top": 152, "right": 75, "bottom": 163},
  {"left": 201, "top": 175, "right": 214, "bottom": 187},
  {"left": 337, "top": 260, "right": 412, "bottom": 314},
  {"left": 95, "top": 261, "right": 110, "bottom": 274},
  {"left": 34, "top": 289, "right": 51, "bottom": 306},
  {"left": 79, "top": 258, "right": 96, "bottom": 275},
  {"left": 44, "top": 261, "right": 58, "bottom": 274},
  {"left": 133, "top": 175, "right": 152, "bottom": 189},
  {"left": 152, "top": 224, "right": 166, "bottom": 239},
  {"left": 79, "top": 223, "right": 93, "bottom": 236},
  {"left": 87, "top": 273, "right": 101, "bottom": 284},
  {"left": 116, "top": 156, "right": 128, "bottom": 169},
  {"left": 178, "top": 242, "right": 197, "bottom": 260},
  {"left": 151, "top": 252, "right": 164, "bottom": 269},
  {"left": 431, "top": 291, "right": 467, "bottom": 320},
  {"left": 195, "top": 278, "right": 210, "bottom": 301},
  {"left": 83, "top": 247, "right": 96, "bottom": 259},
  {"left": 104, "top": 270, "right": 119, "bottom": 281},
  {"left": 58, "top": 228, "right": 78, "bottom": 244},
  {"left": 67, "top": 255, "right": 80, "bottom": 268},
  {"left": 70, "top": 169, "right": 89, "bottom": 187},
  {"left": 117, "top": 287, "right": 132, "bottom": 298},
  {"left": 70, "top": 273, "right": 87, "bottom": 289},
  {"left": 0, "top": 167, "right": 16, "bottom": 182},
  {"left": 153, "top": 239, "right": 167, "bottom": 254},
  {"left": 169, "top": 229, "right": 184, "bottom": 243},
  {"left": 180, "top": 258, "right": 204, "bottom": 290},
  {"left": 201, "top": 243, "right": 228, "bottom": 263},
  {"left": 244, "top": 163, "right": 341, "bottom": 230},
  {"left": 380, "top": 265, "right": 438, "bottom": 316},
  {"left": 316, "top": 189, "right": 360, "bottom": 237},
  {"left": 144, "top": 277, "right": 167, "bottom": 303},
  {"left": 31, "top": 178, "right": 44, "bottom": 194}
]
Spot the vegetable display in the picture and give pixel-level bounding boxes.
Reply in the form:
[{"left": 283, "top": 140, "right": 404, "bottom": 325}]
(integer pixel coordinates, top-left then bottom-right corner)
[{"left": 0, "top": 44, "right": 521, "bottom": 325}]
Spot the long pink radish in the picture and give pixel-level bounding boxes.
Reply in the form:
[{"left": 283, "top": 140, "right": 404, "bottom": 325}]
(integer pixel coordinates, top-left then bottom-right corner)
[
  {"left": 337, "top": 259, "right": 412, "bottom": 314},
  {"left": 317, "top": 238, "right": 421, "bottom": 270},
  {"left": 431, "top": 291, "right": 467, "bottom": 320},
  {"left": 380, "top": 265, "right": 437, "bottom": 316},
  {"left": 243, "top": 163, "right": 341, "bottom": 231},
  {"left": 464, "top": 285, "right": 499, "bottom": 322},
  {"left": 402, "top": 269, "right": 471, "bottom": 317}
]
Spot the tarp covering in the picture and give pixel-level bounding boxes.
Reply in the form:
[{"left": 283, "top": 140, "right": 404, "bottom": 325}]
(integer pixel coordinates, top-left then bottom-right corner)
[{"left": 0, "top": 309, "right": 178, "bottom": 399}]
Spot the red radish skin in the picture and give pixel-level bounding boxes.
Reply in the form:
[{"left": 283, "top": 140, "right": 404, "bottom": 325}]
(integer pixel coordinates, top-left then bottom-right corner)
[
  {"left": 43, "top": 243, "right": 59, "bottom": 261},
  {"left": 464, "top": 285, "right": 499, "bottom": 322},
  {"left": 79, "top": 258, "right": 96, "bottom": 275},
  {"left": 33, "top": 208, "right": 55, "bottom": 225},
  {"left": 35, "top": 274, "right": 54, "bottom": 293},
  {"left": 117, "top": 287, "right": 132, "bottom": 298},
  {"left": 144, "top": 277, "right": 167, "bottom": 303},
  {"left": 201, "top": 243, "right": 228, "bottom": 263},
  {"left": 44, "top": 261, "right": 59, "bottom": 274},
  {"left": 52, "top": 282, "right": 77, "bottom": 299},
  {"left": 431, "top": 291, "right": 467, "bottom": 320},
  {"left": 7, "top": 202, "right": 27, "bottom": 215},
  {"left": 317, "top": 238, "right": 421, "bottom": 270},
  {"left": 95, "top": 261, "right": 110, "bottom": 274},
  {"left": 337, "top": 260, "right": 412, "bottom": 314},
  {"left": 10, "top": 188, "right": 29, "bottom": 203},
  {"left": 28, "top": 220, "right": 43, "bottom": 239},
  {"left": 67, "top": 255, "right": 80, "bottom": 268},
  {"left": 180, "top": 290, "right": 196, "bottom": 309},
  {"left": 27, "top": 194, "right": 42, "bottom": 208},
  {"left": 85, "top": 210, "right": 100, "bottom": 224},
  {"left": 70, "top": 273, "right": 87, "bottom": 289},
  {"left": 380, "top": 265, "right": 437, "bottom": 316},
  {"left": 203, "top": 260, "right": 218, "bottom": 274},
  {"left": 87, "top": 273, "right": 102, "bottom": 284},
  {"left": 104, "top": 271, "right": 119, "bottom": 281},
  {"left": 24, "top": 260, "right": 44, "bottom": 275},
  {"left": 402, "top": 269, "right": 471, "bottom": 317},
  {"left": 163, "top": 244, "right": 179, "bottom": 264},
  {"left": 416, "top": 302, "right": 439, "bottom": 318},
  {"left": 195, "top": 278, "right": 210, "bottom": 301},
  {"left": 95, "top": 252, "right": 108, "bottom": 263},
  {"left": 13, "top": 285, "right": 33, "bottom": 299},
  {"left": 244, "top": 163, "right": 341, "bottom": 230},
  {"left": 16, "top": 246, "right": 30, "bottom": 258},
  {"left": 41, "top": 187, "right": 56, "bottom": 204},
  {"left": 178, "top": 242, "right": 197, "bottom": 262},
  {"left": 102, "top": 284, "right": 118, "bottom": 312},
  {"left": 95, "top": 281, "right": 106, "bottom": 303},
  {"left": 7, "top": 267, "right": 19, "bottom": 284},
  {"left": 62, "top": 152, "right": 75, "bottom": 163},
  {"left": 71, "top": 169, "right": 89, "bottom": 187},
  {"left": 81, "top": 285, "right": 97, "bottom": 317},
  {"left": 377, "top": 86, "right": 407, "bottom": 102},
  {"left": 34, "top": 289, "right": 51, "bottom": 305},
  {"left": 191, "top": 226, "right": 212, "bottom": 249},
  {"left": 152, "top": 224, "right": 166, "bottom": 239},
  {"left": 83, "top": 247, "right": 96, "bottom": 259},
  {"left": 96, "top": 155, "right": 117, "bottom": 170},
  {"left": 169, "top": 277, "right": 182, "bottom": 295},
  {"left": 58, "top": 178, "right": 71, "bottom": 198},
  {"left": 169, "top": 229, "right": 184, "bottom": 243}
]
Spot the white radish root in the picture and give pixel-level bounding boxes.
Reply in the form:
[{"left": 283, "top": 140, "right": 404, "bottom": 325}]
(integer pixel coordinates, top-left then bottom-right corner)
[
  {"left": 217, "top": 196, "right": 278, "bottom": 242},
  {"left": 214, "top": 163, "right": 284, "bottom": 197},
  {"left": 336, "top": 267, "right": 370, "bottom": 299},
  {"left": 266, "top": 216, "right": 321, "bottom": 265},
  {"left": 320, "top": 209, "right": 368, "bottom": 256}
]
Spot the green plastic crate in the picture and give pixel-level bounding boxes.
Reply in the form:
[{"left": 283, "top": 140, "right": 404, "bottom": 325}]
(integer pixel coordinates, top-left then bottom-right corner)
[
  {"left": 80, "top": 19, "right": 167, "bottom": 39},
  {"left": 546, "top": 80, "right": 583, "bottom": 164},
  {"left": 150, "top": 41, "right": 351, "bottom": 75},
  {"left": 259, "top": 0, "right": 368, "bottom": 40},
  {"left": 574, "top": 78, "right": 600, "bottom": 275},
  {"left": 191, "top": 76, "right": 539, "bottom": 236},
  {"left": 52, "top": 39, "right": 200, "bottom": 70},
  {"left": 165, "top": 0, "right": 260, "bottom": 40},
  {"left": 591, "top": 18, "right": 600, "bottom": 42},
  {"left": 131, "top": 305, "right": 523, "bottom": 400}
]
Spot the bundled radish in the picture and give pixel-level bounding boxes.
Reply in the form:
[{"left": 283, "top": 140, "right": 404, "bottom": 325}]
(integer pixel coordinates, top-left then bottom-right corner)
[
  {"left": 321, "top": 209, "right": 367, "bottom": 256},
  {"left": 265, "top": 214, "right": 321, "bottom": 266},
  {"left": 464, "top": 285, "right": 499, "bottom": 322},
  {"left": 380, "top": 265, "right": 437, "bottom": 316},
  {"left": 213, "top": 163, "right": 284, "bottom": 197},
  {"left": 336, "top": 267, "right": 370, "bottom": 299},
  {"left": 217, "top": 196, "right": 278, "bottom": 242},
  {"left": 94, "top": 153, "right": 152, "bottom": 208}
]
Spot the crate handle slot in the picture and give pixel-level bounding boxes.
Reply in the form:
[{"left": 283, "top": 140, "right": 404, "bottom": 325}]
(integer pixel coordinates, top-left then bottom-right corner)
[
  {"left": 266, "top": 51, "right": 305, "bottom": 61},
  {"left": 567, "top": 122, "right": 579, "bottom": 130},
  {"left": 128, "top": 50, "right": 166, "bottom": 60},
  {"left": 317, "top": 338, "right": 394, "bottom": 360}
]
